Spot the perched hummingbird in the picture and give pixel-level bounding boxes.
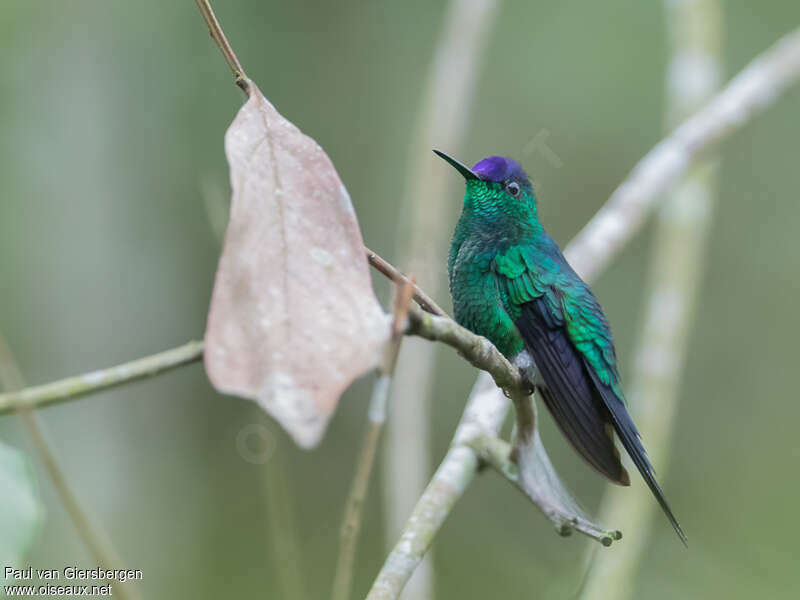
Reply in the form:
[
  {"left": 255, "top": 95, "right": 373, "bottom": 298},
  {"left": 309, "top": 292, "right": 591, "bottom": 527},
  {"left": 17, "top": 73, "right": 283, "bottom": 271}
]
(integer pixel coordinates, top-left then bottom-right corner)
[{"left": 435, "top": 150, "right": 686, "bottom": 544}]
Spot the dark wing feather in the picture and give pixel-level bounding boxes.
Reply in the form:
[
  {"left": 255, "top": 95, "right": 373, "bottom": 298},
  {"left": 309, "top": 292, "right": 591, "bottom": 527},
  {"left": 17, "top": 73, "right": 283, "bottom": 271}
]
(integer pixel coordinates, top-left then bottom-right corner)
[
  {"left": 493, "top": 242, "right": 686, "bottom": 544},
  {"left": 563, "top": 276, "right": 688, "bottom": 545},
  {"left": 586, "top": 367, "right": 688, "bottom": 545},
  {"left": 517, "top": 299, "right": 630, "bottom": 485}
]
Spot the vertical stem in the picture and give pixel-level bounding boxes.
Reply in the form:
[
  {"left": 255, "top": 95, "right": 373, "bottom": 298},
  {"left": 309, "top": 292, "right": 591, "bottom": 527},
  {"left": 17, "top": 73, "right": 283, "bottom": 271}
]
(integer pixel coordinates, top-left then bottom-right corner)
[
  {"left": 384, "top": 2, "right": 500, "bottom": 597},
  {"left": 331, "top": 416, "right": 385, "bottom": 600},
  {"left": 333, "top": 283, "right": 413, "bottom": 600},
  {"left": 580, "top": 1, "right": 722, "bottom": 598},
  {"left": 0, "top": 336, "right": 140, "bottom": 600},
  {"left": 260, "top": 419, "right": 307, "bottom": 600}
]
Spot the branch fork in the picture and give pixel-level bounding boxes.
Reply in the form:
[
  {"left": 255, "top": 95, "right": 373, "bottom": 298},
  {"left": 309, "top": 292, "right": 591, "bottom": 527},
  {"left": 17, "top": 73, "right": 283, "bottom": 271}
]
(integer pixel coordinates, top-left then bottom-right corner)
[{"left": 405, "top": 303, "right": 619, "bottom": 544}]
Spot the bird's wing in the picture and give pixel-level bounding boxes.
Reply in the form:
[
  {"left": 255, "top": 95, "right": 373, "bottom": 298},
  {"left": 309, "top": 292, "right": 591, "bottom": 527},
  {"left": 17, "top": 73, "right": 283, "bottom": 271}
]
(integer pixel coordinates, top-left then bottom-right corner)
[
  {"left": 494, "top": 245, "right": 629, "bottom": 485},
  {"left": 496, "top": 243, "right": 686, "bottom": 544},
  {"left": 563, "top": 287, "right": 687, "bottom": 544}
]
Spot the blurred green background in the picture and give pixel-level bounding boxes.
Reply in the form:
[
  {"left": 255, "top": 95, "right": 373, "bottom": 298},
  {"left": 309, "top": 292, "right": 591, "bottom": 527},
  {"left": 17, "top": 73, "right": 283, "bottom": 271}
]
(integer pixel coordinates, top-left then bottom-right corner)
[{"left": 1, "top": 1, "right": 799, "bottom": 598}]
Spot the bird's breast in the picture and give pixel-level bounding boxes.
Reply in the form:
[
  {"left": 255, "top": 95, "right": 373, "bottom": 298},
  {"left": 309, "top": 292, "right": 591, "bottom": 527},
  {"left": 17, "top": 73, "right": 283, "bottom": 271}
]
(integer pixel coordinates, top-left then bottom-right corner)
[{"left": 449, "top": 241, "right": 524, "bottom": 357}]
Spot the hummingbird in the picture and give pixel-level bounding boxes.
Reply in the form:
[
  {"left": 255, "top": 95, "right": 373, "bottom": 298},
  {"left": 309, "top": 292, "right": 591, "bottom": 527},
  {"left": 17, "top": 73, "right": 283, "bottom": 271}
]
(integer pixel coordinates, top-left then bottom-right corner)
[{"left": 435, "top": 150, "right": 686, "bottom": 544}]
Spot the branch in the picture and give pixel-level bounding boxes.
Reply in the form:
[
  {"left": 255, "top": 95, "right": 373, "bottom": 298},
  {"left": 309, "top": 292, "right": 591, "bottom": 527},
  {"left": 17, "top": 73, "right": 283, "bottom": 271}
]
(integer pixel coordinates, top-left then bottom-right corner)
[
  {"left": 365, "top": 247, "right": 447, "bottom": 317},
  {"left": 405, "top": 305, "right": 606, "bottom": 537},
  {"left": 332, "top": 281, "right": 414, "bottom": 600},
  {"left": 368, "top": 25, "right": 800, "bottom": 599},
  {"left": 565, "top": 26, "right": 800, "bottom": 282},
  {"left": 406, "top": 305, "right": 523, "bottom": 393},
  {"left": 408, "top": 305, "right": 544, "bottom": 445},
  {"left": 194, "top": 0, "right": 250, "bottom": 94},
  {"left": 0, "top": 341, "right": 204, "bottom": 415},
  {"left": 0, "top": 249, "right": 429, "bottom": 417},
  {"left": 365, "top": 374, "right": 505, "bottom": 600},
  {"left": 371, "top": 307, "right": 591, "bottom": 599},
  {"left": 467, "top": 434, "right": 621, "bottom": 545}
]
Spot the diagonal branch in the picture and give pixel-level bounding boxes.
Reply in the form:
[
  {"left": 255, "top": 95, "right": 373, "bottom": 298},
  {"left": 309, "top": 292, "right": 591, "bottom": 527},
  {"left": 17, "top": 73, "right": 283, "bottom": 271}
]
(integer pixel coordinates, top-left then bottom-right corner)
[
  {"left": 406, "top": 305, "right": 536, "bottom": 441},
  {"left": 365, "top": 248, "right": 447, "bottom": 317},
  {"left": 406, "top": 306, "right": 606, "bottom": 539},
  {"left": 194, "top": 0, "right": 250, "bottom": 94},
  {"left": 0, "top": 250, "right": 436, "bottom": 418},
  {"left": 364, "top": 373, "right": 504, "bottom": 600},
  {"left": 565, "top": 26, "right": 800, "bottom": 282},
  {"left": 0, "top": 341, "right": 204, "bottom": 416},
  {"left": 407, "top": 306, "right": 522, "bottom": 392},
  {"left": 467, "top": 433, "right": 621, "bottom": 545}
]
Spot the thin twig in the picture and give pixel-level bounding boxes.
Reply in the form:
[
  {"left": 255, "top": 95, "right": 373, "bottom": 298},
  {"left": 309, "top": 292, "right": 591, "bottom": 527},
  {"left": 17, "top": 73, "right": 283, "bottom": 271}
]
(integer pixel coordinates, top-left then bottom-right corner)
[
  {"left": 0, "top": 336, "right": 140, "bottom": 600},
  {"left": 332, "top": 280, "right": 415, "bottom": 600},
  {"left": 0, "top": 341, "right": 204, "bottom": 415},
  {"left": 365, "top": 248, "right": 447, "bottom": 317},
  {"left": 194, "top": 0, "right": 251, "bottom": 94}
]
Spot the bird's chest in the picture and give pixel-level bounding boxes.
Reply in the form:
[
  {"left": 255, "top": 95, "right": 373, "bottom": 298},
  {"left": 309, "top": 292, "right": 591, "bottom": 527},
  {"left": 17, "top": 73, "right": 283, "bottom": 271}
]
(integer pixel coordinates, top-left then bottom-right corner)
[{"left": 449, "top": 241, "right": 523, "bottom": 357}]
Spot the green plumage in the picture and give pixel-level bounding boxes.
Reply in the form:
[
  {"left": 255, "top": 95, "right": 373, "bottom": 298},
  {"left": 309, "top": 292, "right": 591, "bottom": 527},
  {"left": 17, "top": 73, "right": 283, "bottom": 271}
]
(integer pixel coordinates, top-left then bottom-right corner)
[{"left": 438, "top": 151, "right": 686, "bottom": 544}]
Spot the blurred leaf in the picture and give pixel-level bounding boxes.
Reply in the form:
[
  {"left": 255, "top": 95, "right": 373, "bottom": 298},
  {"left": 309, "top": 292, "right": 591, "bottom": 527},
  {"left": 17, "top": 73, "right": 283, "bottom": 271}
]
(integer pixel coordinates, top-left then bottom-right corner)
[
  {"left": 0, "top": 441, "right": 42, "bottom": 574},
  {"left": 205, "top": 82, "right": 388, "bottom": 448}
]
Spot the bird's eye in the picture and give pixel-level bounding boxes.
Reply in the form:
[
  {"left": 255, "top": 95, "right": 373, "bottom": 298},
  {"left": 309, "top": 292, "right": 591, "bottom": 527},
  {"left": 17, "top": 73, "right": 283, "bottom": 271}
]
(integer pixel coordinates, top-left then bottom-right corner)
[{"left": 506, "top": 181, "right": 520, "bottom": 197}]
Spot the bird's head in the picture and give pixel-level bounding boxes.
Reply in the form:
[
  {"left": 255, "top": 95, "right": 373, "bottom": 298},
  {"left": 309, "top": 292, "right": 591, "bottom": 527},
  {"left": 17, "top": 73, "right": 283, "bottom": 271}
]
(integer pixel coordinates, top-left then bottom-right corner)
[{"left": 434, "top": 150, "right": 538, "bottom": 229}]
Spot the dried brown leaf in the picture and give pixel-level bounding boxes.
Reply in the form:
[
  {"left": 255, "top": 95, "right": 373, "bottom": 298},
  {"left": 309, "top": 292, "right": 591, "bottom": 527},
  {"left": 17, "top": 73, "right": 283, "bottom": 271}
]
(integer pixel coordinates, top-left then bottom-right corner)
[{"left": 205, "top": 83, "right": 388, "bottom": 448}]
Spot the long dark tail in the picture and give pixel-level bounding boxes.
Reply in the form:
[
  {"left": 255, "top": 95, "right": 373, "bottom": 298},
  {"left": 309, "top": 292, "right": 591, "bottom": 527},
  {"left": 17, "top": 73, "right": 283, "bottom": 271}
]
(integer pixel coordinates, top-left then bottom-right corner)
[{"left": 587, "top": 367, "right": 688, "bottom": 546}]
